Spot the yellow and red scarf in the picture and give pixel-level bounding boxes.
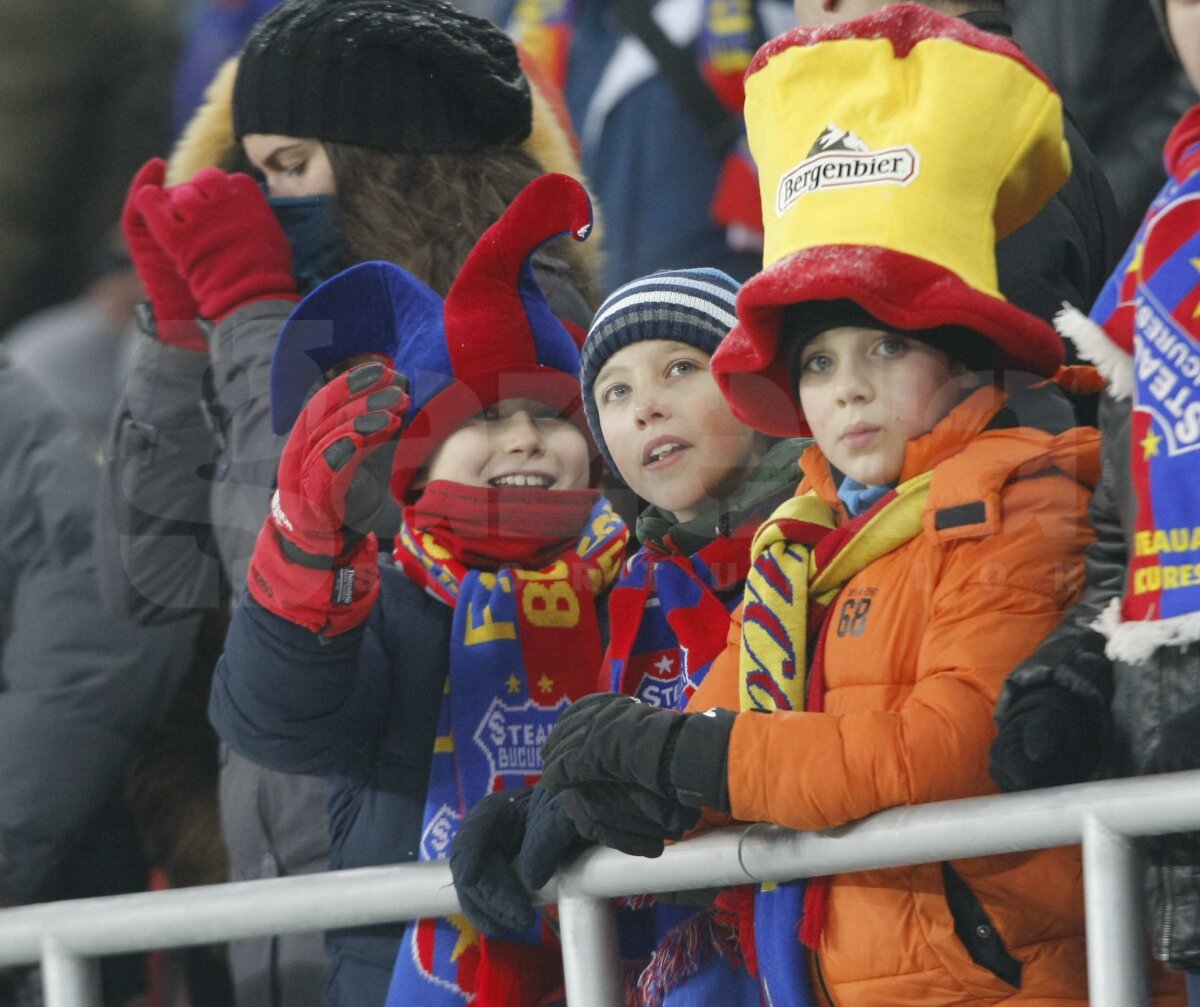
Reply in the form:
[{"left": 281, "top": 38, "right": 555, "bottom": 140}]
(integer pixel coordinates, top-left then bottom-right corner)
[{"left": 733, "top": 474, "right": 931, "bottom": 1006}]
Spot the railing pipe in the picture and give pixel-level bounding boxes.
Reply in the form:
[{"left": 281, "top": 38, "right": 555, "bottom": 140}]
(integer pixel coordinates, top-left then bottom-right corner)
[
  {"left": 1083, "top": 815, "right": 1149, "bottom": 1007},
  {"left": 0, "top": 861, "right": 461, "bottom": 966},
  {"left": 39, "top": 939, "right": 99, "bottom": 1007},
  {"left": 557, "top": 893, "right": 622, "bottom": 1007},
  {"left": 562, "top": 770, "right": 1200, "bottom": 899},
  {"left": 0, "top": 771, "right": 1197, "bottom": 998}
]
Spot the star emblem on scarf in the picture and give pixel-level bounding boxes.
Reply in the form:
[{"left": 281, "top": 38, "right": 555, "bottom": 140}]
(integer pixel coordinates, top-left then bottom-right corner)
[
  {"left": 447, "top": 914, "right": 480, "bottom": 963},
  {"left": 1142, "top": 429, "right": 1163, "bottom": 459},
  {"left": 655, "top": 655, "right": 674, "bottom": 675},
  {"left": 506, "top": 674, "right": 521, "bottom": 694},
  {"left": 538, "top": 674, "right": 554, "bottom": 694}
]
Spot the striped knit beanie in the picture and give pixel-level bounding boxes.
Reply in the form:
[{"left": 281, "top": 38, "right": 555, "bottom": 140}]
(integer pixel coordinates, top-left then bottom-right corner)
[{"left": 580, "top": 268, "right": 740, "bottom": 478}]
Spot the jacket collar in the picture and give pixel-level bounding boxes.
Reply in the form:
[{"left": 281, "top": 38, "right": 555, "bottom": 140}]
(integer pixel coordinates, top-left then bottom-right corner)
[
  {"left": 637, "top": 437, "right": 808, "bottom": 554},
  {"left": 798, "top": 375, "right": 1102, "bottom": 534}
]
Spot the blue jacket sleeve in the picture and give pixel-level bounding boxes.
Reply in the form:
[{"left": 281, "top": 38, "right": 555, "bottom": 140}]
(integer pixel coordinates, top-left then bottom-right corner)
[{"left": 211, "top": 591, "right": 394, "bottom": 780}]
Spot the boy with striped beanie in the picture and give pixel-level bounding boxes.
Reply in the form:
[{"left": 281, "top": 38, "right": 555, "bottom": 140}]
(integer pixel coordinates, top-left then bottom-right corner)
[{"left": 451, "top": 267, "right": 808, "bottom": 1006}]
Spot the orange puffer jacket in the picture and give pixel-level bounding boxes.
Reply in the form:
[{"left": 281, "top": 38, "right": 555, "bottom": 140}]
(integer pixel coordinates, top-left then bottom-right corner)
[{"left": 689, "top": 378, "right": 1184, "bottom": 1006}]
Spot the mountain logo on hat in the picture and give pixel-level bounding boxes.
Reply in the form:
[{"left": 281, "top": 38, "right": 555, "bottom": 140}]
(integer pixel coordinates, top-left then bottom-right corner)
[
  {"left": 810, "top": 124, "right": 868, "bottom": 155},
  {"left": 777, "top": 123, "right": 919, "bottom": 217}
]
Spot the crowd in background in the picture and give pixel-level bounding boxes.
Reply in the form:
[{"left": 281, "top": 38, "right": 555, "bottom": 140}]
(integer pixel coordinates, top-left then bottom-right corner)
[{"left": 0, "top": 1, "right": 1197, "bottom": 1007}]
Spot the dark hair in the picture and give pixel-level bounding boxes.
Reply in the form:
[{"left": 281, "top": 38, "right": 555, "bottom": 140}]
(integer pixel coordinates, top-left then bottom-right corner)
[
  {"left": 325, "top": 142, "right": 601, "bottom": 305},
  {"left": 780, "top": 299, "right": 995, "bottom": 389},
  {"left": 921, "top": 0, "right": 1005, "bottom": 12}
]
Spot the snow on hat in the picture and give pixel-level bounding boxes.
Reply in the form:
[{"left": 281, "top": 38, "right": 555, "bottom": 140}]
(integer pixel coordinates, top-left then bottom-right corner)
[
  {"left": 233, "top": 0, "right": 532, "bottom": 153},
  {"left": 580, "top": 268, "right": 740, "bottom": 478},
  {"left": 712, "top": 3, "right": 1071, "bottom": 437},
  {"left": 269, "top": 172, "right": 596, "bottom": 501}
]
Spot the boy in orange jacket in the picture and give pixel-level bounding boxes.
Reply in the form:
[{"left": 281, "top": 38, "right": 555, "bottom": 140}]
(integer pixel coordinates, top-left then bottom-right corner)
[{"left": 532, "top": 6, "right": 1183, "bottom": 1006}]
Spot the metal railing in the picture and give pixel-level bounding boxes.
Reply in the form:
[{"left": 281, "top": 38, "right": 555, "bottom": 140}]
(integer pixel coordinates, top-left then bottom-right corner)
[{"left": 5, "top": 770, "right": 1200, "bottom": 1007}]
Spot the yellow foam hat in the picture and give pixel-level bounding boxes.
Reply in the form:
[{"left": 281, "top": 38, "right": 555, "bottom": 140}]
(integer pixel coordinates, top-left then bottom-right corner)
[{"left": 713, "top": 4, "right": 1070, "bottom": 436}]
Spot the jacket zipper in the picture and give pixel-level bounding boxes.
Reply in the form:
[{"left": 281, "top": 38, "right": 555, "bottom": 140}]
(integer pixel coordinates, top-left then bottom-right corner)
[
  {"left": 814, "top": 951, "right": 838, "bottom": 1006},
  {"left": 1158, "top": 862, "right": 1177, "bottom": 961},
  {"left": 1156, "top": 661, "right": 1177, "bottom": 962}
]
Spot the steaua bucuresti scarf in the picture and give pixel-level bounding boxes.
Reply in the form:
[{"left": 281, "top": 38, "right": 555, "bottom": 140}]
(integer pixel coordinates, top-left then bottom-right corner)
[
  {"left": 384, "top": 481, "right": 628, "bottom": 1007},
  {"left": 606, "top": 531, "right": 752, "bottom": 707},
  {"left": 603, "top": 522, "right": 766, "bottom": 1007},
  {"left": 607, "top": 438, "right": 807, "bottom": 712},
  {"left": 1058, "top": 104, "right": 1200, "bottom": 664}
]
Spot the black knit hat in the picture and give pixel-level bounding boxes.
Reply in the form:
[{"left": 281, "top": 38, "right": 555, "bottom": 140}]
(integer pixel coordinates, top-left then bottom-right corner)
[
  {"left": 580, "top": 268, "right": 741, "bottom": 480},
  {"left": 233, "top": 0, "right": 532, "bottom": 153}
]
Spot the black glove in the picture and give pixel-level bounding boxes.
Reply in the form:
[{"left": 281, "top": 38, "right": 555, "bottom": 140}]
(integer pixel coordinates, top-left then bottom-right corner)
[
  {"left": 1147, "top": 703, "right": 1200, "bottom": 774},
  {"left": 514, "top": 785, "right": 589, "bottom": 892},
  {"left": 451, "top": 788, "right": 539, "bottom": 935},
  {"left": 540, "top": 694, "right": 736, "bottom": 812},
  {"left": 451, "top": 786, "right": 590, "bottom": 936},
  {"left": 559, "top": 782, "right": 701, "bottom": 858},
  {"left": 989, "top": 685, "right": 1103, "bottom": 792}
]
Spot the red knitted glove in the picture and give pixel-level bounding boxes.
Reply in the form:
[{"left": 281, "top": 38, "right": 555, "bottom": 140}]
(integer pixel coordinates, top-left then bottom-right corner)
[
  {"left": 121, "top": 159, "right": 207, "bottom": 351},
  {"left": 135, "top": 166, "right": 298, "bottom": 323},
  {"left": 248, "top": 362, "right": 409, "bottom": 636}
]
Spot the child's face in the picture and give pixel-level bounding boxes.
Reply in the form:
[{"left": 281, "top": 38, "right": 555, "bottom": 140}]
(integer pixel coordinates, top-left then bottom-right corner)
[
  {"left": 423, "top": 397, "right": 591, "bottom": 491},
  {"left": 796, "top": 326, "right": 971, "bottom": 486},
  {"left": 1167, "top": 0, "right": 1200, "bottom": 93},
  {"left": 594, "top": 340, "right": 766, "bottom": 521}
]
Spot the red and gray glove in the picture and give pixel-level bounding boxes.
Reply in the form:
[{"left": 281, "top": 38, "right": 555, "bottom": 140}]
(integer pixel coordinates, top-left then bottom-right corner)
[
  {"left": 121, "top": 159, "right": 207, "bottom": 351},
  {"left": 248, "top": 362, "right": 408, "bottom": 636},
  {"left": 135, "top": 166, "right": 298, "bottom": 323}
]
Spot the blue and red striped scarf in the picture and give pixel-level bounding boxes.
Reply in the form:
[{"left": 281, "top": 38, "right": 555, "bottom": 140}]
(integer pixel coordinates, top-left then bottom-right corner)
[
  {"left": 605, "top": 530, "right": 753, "bottom": 703},
  {"left": 604, "top": 520, "right": 771, "bottom": 1007},
  {"left": 385, "top": 482, "right": 628, "bottom": 1007},
  {"left": 1059, "top": 104, "right": 1200, "bottom": 664}
]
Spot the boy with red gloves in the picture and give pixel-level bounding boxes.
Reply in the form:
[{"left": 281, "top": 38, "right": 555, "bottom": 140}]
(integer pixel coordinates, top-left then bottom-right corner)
[{"left": 209, "top": 175, "right": 628, "bottom": 1007}]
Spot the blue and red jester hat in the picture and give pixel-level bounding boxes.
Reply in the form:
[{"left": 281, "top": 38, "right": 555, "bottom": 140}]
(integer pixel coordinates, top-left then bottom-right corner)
[{"left": 270, "top": 171, "right": 600, "bottom": 495}]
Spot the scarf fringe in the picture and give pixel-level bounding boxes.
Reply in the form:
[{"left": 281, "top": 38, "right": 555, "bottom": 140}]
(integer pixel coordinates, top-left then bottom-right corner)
[
  {"left": 1094, "top": 596, "right": 1200, "bottom": 664},
  {"left": 1055, "top": 304, "right": 1133, "bottom": 400},
  {"left": 623, "top": 958, "right": 651, "bottom": 1007},
  {"left": 634, "top": 911, "right": 743, "bottom": 1007}
]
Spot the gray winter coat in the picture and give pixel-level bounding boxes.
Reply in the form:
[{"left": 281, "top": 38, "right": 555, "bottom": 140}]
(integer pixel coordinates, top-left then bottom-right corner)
[
  {"left": 98, "top": 300, "right": 340, "bottom": 1007},
  {"left": 0, "top": 351, "right": 189, "bottom": 905}
]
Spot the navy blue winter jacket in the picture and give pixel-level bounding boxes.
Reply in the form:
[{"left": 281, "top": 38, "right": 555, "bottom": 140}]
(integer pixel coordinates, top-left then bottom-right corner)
[{"left": 211, "top": 558, "right": 451, "bottom": 1007}]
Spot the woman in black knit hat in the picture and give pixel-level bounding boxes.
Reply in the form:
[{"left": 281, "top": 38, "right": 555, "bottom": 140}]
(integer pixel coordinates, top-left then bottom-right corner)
[{"left": 98, "top": 2, "right": 603, "bottom": 1006}]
